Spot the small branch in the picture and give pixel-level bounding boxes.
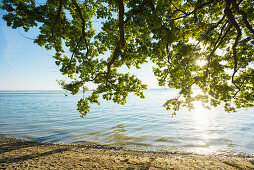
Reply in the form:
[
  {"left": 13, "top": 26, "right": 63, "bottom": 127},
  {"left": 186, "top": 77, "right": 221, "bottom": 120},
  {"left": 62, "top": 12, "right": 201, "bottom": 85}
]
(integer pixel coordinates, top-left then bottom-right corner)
[
  {"left": 48, "top": 0, "right": 63, "bottom": 41},
  {"left": 124, "top": 0, "right": 155, "bottom": 23},
  {"left": 89, "top": 73, "right": 100, "bottom": 82},
  {"left": 165, "top": 43, "right": 175, "bottom": 69},
  {"left": 70, "top": 0, "right": 89, "bottom": 63},
  {"left": 182, "top": 15, "right": 226, "bottom": 76},
  {"left": 166, "top": 43, "right": 171, "bottom": 64},
  {"left": 213, "top": 21, "right": 228, "bottom": 50},
  {"left": 107, "top": 44, "right": 121, "bottom": 80},
  {"left": 231, "top": 30, "right": 242, "bottom": 90},
  {"left": 224, "top": 0, "right": 242, "bottom": 90},
  {"left": 194, "top": 0, "right": 242, "bottom": 48},
  {"left": 169, "top": 0, "right": 214, "bottom": 21},
  {"left": 176, "top": 78, "right": 198, "bottom": 101},
  {"left": 195, "top": 15, "right": 226, "bottom": 48},
  {"left": 171, "top": 2, "right": 187, "bottom": 15},
  {"left": 106, "top": 0, "right": 125, "bottom": 78},
  {"left": 232, "top": 68, "right": 253, "bottom": 99},
  {"left": 232, "top": 75, "right": 247, "bottom": 98},
  {"left": 118, "top": 0, "right": 125, "bottom": 47},
  {"left": 18, "top": 28, "right": 36, "bottom": 40},
  {"left": 147, "top": 0, "right": 155, "bottom": 11},
  {"left": 204, "top": 23, "right": 232, "bottom": 79},
  {"left": 231, "top": 0, "right": 254, "bottom": 35},
  {"left": 124, "top": 9, "right": 142, "bottom": 23}
]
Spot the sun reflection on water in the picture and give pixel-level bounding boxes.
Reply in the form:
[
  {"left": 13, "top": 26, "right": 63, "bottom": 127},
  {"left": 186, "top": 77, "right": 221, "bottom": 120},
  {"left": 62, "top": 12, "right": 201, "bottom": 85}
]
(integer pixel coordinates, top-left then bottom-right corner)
[
  {"left": 190, "top": 101, "right": 216, "bottom": 154},
  {"left": 192, "top": 101, "right": 210, "bottom": 130}
]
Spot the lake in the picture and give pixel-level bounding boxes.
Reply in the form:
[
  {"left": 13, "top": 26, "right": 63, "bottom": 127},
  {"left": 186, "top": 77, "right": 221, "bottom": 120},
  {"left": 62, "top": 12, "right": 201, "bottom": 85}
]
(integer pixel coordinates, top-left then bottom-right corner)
[{"left": 0, "top": 89, "right": 253, "bottom": 155}]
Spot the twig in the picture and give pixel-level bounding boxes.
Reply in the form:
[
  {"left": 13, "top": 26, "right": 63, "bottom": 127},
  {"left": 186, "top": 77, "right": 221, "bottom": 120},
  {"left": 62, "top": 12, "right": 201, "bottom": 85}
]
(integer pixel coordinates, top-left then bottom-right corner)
[
  {"left": 168, "top": 0, "right": 214, "bottom": 21},
  {"left": 204, "top": 22, "right": 232, "bottom": 79},
  {"left": 171, "top": 2, "right": 187, "bottom": 15},
  {"left": 194, "top": 15, "right": 226, "bottom": 48},
  {"left": 18, "top": 28, "right": 36, "bottom": 40}
]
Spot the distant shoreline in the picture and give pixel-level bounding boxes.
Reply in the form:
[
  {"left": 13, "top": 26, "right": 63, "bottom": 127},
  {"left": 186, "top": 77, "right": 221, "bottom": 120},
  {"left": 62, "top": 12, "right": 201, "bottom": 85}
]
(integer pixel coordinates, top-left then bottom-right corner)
[
  {"left": 1, "top": 137, "right": 254, "bottom": 169},
  {"left": 0, "top": 89, "right": 161, "bottom": 91}
]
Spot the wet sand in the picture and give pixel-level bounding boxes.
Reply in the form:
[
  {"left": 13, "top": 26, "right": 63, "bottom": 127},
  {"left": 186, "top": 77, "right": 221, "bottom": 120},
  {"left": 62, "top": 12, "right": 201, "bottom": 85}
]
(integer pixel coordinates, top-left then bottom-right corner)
[{"left": 1, "top": 137, "right": 254, "bottom": 169}]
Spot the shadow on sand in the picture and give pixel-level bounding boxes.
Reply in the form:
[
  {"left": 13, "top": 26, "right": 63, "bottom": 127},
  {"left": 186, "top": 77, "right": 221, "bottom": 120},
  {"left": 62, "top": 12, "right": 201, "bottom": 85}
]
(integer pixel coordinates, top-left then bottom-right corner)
[
  {"left": 0, "top": 147, "right": 68, "bottom": 164},
  {"left": 0, "top": 137, "right": 69, "bottom": 164}
]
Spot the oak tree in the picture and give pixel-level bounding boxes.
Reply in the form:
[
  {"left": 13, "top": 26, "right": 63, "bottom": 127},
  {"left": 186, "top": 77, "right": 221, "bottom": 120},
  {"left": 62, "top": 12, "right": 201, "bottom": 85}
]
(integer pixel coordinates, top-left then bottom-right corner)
[{"left": 1, "top": 0, "right": 253, "bottom": 117}]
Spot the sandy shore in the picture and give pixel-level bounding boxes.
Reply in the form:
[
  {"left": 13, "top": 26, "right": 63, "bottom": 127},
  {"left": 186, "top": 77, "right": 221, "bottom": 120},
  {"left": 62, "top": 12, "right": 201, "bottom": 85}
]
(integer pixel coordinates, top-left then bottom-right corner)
[{"left": 0, "top": 137, "right": 254, "bottom": 169}]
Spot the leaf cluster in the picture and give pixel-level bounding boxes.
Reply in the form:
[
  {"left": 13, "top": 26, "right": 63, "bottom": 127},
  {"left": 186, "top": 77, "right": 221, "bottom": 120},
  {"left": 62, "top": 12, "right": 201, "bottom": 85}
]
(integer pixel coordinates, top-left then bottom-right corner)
[{"left": 1, "top": 0, "right": 253, "bottom": 116}]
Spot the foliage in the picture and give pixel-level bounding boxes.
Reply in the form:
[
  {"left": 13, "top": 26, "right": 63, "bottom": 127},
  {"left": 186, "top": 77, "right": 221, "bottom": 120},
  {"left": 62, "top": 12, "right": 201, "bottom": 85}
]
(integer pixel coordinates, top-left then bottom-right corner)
[{"left": 1, "top": 0, "right": 253, "bottom": 116}]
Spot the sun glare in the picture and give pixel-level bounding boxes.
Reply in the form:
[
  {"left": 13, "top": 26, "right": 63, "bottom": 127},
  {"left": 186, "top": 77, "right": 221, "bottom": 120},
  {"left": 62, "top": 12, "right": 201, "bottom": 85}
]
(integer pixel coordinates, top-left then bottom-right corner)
[
  {"left": 196, "top": 59, "right": 207, "bottom": 67},
  {"left": 192, "top": 101, "right": 209, "bottom": 130},
  {"left": 190, "top": 101, "right": 215, "bottom": 154}
]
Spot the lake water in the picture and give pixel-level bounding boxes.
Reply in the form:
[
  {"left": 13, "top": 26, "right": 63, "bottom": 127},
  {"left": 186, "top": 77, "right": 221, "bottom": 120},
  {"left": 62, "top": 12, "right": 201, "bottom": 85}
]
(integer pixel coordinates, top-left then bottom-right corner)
[{"left": 0, "top": 89, "right": 253, "bottom": 155}]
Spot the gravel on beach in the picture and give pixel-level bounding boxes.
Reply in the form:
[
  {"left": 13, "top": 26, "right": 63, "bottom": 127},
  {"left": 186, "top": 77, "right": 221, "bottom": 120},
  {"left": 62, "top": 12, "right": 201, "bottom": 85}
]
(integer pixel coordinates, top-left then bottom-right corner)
[{"left": 1, "top": 137, "right": 254, "bottom": 169}]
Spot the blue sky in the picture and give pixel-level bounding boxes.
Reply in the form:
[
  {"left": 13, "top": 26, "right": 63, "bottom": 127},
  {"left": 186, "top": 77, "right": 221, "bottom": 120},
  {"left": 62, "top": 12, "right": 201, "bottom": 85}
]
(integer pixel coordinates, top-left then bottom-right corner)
[
  {"left": 0, "top": 15, "right": 63, "bottom": 90},
  {"left": 0, "top": 10, "right": 158, "bottom": 90}
]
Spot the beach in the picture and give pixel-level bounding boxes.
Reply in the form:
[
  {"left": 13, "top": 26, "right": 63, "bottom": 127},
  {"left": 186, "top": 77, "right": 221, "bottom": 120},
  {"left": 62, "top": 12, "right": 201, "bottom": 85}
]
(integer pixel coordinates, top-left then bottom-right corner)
[{"left": 1, "top": 137, "right": 254, "bottom": 169}]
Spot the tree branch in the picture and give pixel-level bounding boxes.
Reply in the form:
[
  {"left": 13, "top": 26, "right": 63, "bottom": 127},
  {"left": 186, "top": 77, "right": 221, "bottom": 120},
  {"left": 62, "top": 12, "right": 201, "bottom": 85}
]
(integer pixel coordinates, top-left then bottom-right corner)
[
  {"left": 231, "top": 0, "right": 254, "bottom": 35},
  {"left": 48, "top": 0, "right": 62, "bottom": 41},
  {"left": 147, "top": 0, "right": 155, "bottom": 11},
  {"left": 107, "top": 42, "right": 121, "bottom": 77},
  {"left": 231, "top": 31, "right": 242, "bottom": 90},
  {"left": 183, "top": 15, "right": 227, "bottom": 75},
  {"left": 171, "top": 2, "right": 187, "bottom": 15},
  {"left": 169, "top": 0, "right": 214, "bottom": 21},
  {"left": 70, "top": 0, "right": 89, "bottom": 63},
  {"left": 118, "top": 0, "right": 124, "bottom": 47},
  {"left": 124, "top": 0, "right": 155, "bottom": 23},
  {"left": 204, "top": 22, "right": 232, "bottom": 79},
  {"left": 18, "top": 28, "right": 36, "bottom": 40},
  {"left": 106, "top": 0, "right": 125, "bottom": 78},
  {"left": 224, "top": 0, "right": 242, "bottom": 90},
  {"left": 195, "top": 15, "right": 226, "bottom": 48},
  {"left": 166, "top": 43, "right": 171, "bottom": 64},
  {"left": 165, "top": 43, "right": 175, "bottom": 69},
  {"left": 232, "top": 73, "right": 248, "bottom": 98}
]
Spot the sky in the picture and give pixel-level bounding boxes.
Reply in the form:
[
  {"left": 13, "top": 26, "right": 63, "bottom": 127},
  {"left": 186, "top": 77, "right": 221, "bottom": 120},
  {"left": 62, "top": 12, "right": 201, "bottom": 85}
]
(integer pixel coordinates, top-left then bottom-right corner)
[{"left": 0, "top": 10, "right": 159, "bottom": 90}]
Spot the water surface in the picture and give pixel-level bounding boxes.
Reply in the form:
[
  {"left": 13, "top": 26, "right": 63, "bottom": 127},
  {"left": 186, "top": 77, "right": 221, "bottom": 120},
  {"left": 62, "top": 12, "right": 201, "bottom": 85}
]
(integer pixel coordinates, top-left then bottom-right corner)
[{"left": 0, "top": 90, "right": 253, "bottom": 155}]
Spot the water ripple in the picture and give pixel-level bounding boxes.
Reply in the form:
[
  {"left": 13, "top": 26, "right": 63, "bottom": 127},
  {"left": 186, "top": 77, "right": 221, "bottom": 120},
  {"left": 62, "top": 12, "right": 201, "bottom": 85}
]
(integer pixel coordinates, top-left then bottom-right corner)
[{"left": 0, "top": 90, "right": 253, "bottom": 154}]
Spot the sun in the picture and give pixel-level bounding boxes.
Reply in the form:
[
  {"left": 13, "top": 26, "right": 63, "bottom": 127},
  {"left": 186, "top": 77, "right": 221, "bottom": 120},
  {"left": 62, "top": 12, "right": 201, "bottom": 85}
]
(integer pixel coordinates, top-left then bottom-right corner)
[{"left": 196, "top": 59, "right": 207, "bottom": 67}]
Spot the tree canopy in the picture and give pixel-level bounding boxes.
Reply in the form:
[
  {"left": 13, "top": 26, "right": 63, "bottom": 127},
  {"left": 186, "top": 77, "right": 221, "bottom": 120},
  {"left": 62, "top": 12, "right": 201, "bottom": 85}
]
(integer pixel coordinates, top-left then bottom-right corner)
[{"left": 1, "top": 0, "right": 253, "bottom": 117}]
